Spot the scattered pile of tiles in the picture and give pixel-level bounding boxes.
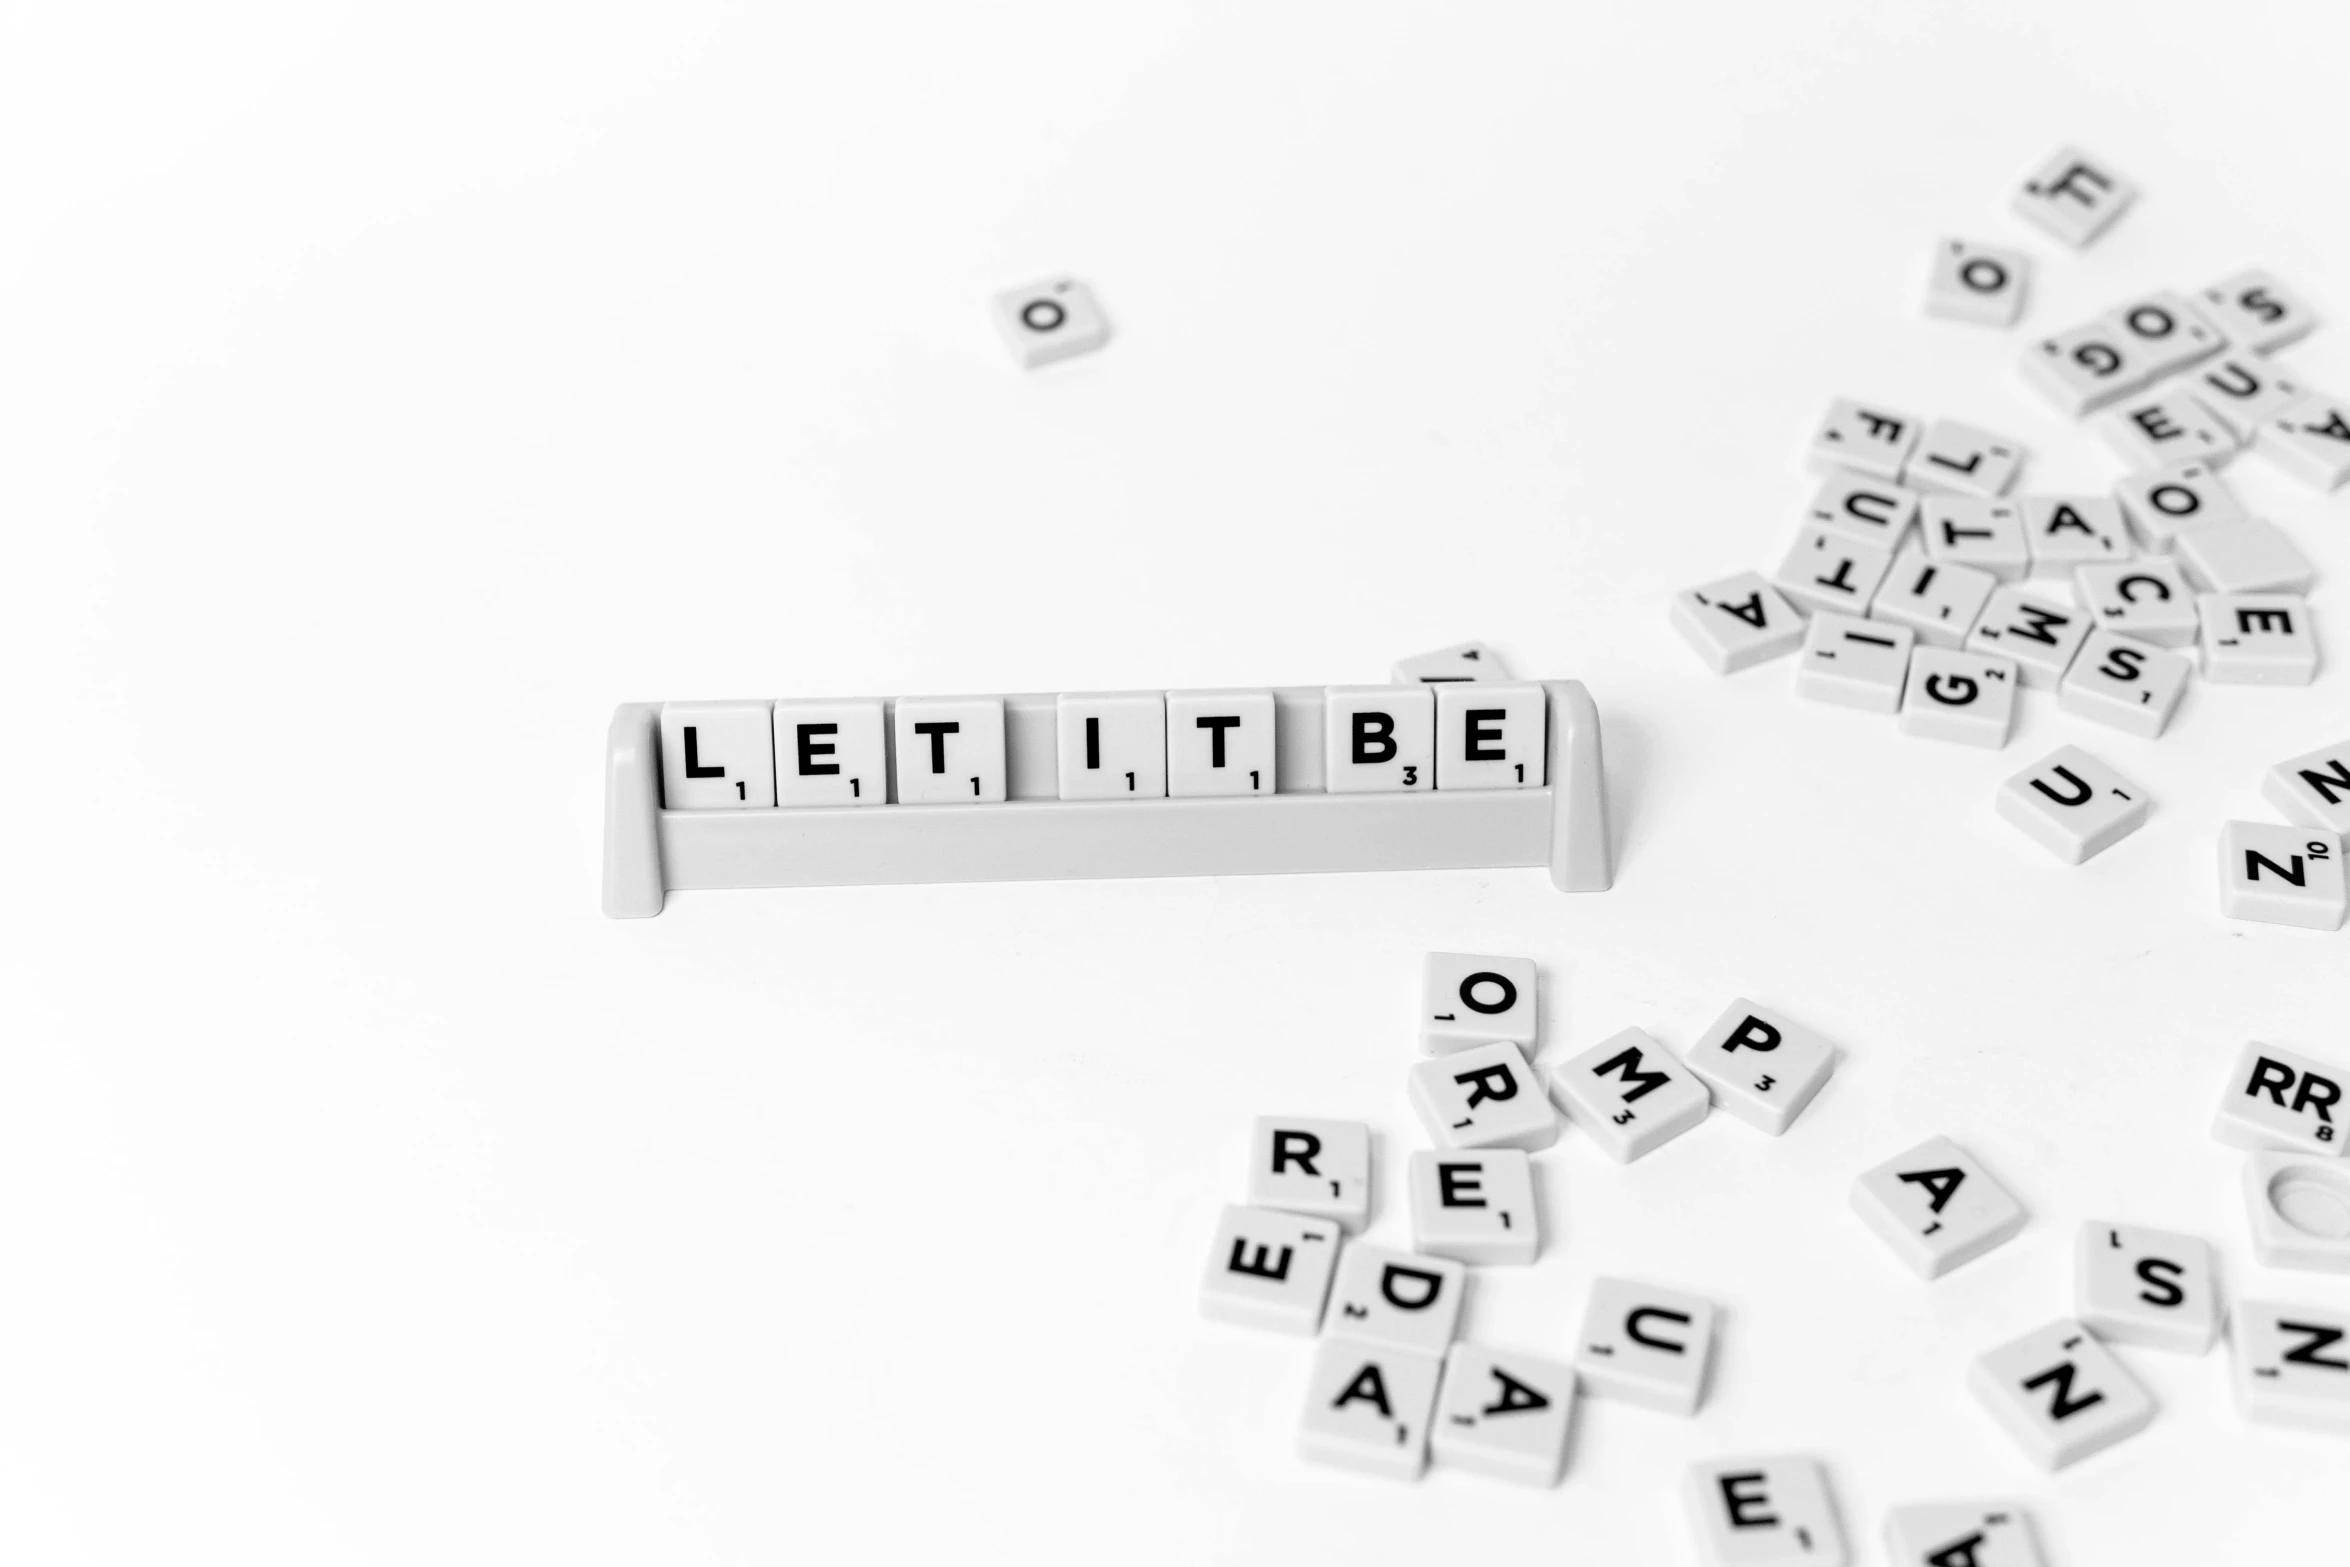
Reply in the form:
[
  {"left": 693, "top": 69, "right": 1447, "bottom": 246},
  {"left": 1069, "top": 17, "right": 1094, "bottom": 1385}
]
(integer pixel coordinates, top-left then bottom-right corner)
[
  {"left": 1196, "top": 951, "right": 2350, "bottom": 1563},
  {"left": 1670, "top": 147, "right": 2346, "bottom": 929}
]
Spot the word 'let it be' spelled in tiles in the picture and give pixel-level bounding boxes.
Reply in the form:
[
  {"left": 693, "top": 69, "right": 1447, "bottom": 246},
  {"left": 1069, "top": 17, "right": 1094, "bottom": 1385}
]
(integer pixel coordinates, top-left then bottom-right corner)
[{"left": 659, "top": 685, "right": 1553, "bottom": 810}]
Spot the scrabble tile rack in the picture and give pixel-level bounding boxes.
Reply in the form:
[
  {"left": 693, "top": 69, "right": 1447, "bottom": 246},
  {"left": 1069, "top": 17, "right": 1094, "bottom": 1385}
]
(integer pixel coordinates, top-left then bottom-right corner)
[{"left": 602, "top": 680, "right": 1612, "bottom": 917}]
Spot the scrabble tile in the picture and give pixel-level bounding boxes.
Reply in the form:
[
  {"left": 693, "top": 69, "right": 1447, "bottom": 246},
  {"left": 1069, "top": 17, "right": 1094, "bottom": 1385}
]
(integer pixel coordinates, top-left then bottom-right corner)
[
  {"left": 2057, "top": 629, "right": 2191, "bottom": 740},
  {"left": 1247, "top": 1117, "right": 1371, "bottom": 1231},
  {"left": 2175, "top": 518, "right": 2315, "bottom": 595},
  {"left": 1297, "top": 1338, "right": 1442, "bottom": 1481},
  {"left": 2232, "top": 1299, "right": 2350, "bottom": 1434},
  {"left": 1920, "top": 496, "right": 2029, "bottom": 582},
  {"left": 2114, "top": 461, "right": 2247, "bottom": 551},
  {"left": 1408, "top": 1041, "right": 1557, "bottom": 1151},
  {"left": 1685, "top": 1000, "right": 1837, "bottom": 1136},
  {"left": 2075, "top": 1221, "right": 2222, "bottom": 1354},
  {"left": 992, "top": 277, "right": 1111, "bottom": 368},
  {"left": 1419, "top": 951, "right": 1537, "bottom": 1055},
  {"left": 2182, "top": 351, "right": 2307, "bottom": 440},
  {"left": 1322, "top": 686, "right": 1433, "bottom": 794},
  {"left": 2102, "top": 291, "right": 2224, "bottom": 381},
  {"left": 1925, "top": 238, "right": 2031, "bottom": 328},
  {"left": 2211, "top": 1041, "right": 2347, "bottom": 1157},
  {"left": 1392, "top": 640, "right": 1509, "bottom": 684},
  {"left": 1905, "top": 418, "right": 2025, "bottom": 498},
  {"left": 1576, "top": 1278, "right": 1717, "bottom": 1415},
  {"left": 2243, "top": 1152, "right": 2350, "bottom": 1272},
  {"left": 1797, "top": 612, "right": 1914, "bottom": 715},
  {"left": 659, "top": 700, "right": 775, "bottom": 810},
  {"left": 2075, "top": 559, "right": 2199, "bottom": 649},
  {"left": 1434, "top": 682, "right": 1545, "bottom": 790},
  {"left": 1326, "top": 1244, "right": 1467, "bottom": 1355},
  {"left": 1996, "top": 746, "right": 2149, "bottom": 864},
  {"left": 2013, "top": 146, "right": 2135, "bottom": 248},
  {"left": 2265, "top": 740, "right": 2350, "bottom": 834},
  {"left": 1900, "top": 648, "right": 2018, "bottom": 749},
  {"left": 1852, "top": 1136, "right": 2027, "bottom": 1279},
  {"left": 1966, "top": 586, "right": 2089, "bottom": 689},
  {"left": 1407, "top": 1149, "right": 1539, "bottom": 1266},
  {"left": 2097, "top": 392, "right": 2237, "bottom": 471},
  {"left": 2200, "top": 593, "right": 2318, "bottom": 685},
  {"left": 1673, "top": 572, "right": 1808, "bottom": 674},
  {"left": 773, "top": 698, "right": 887, "bottom": 807},
  {"left": 1871, "top": 548, "right": 1997, "bottom": 650},
  {"left": 2020, "top": 494, "right": 2129, "bottom": 576},
  {"left": 893, "top": 695, "right": 1007, "bottom": 804},
  {"left": 1806, "top": 398, "right": 1921, "bottom": 480},
  {"left": 1198, "top": 1204, "right": 1341, "bottom": 1336},
  {"left": 1432, "top": 1344, "right": 1576, "bottom": 1487},
  {"left": 1969, "top": 1319, "right": 2156, "bottom": 1470},
  {"left": 2019, "top": 319, "right": 2149, "bottom": 416},
  {"left": 1054, "top": 691, "right": 1167, "bottom": 800},
  {"left": 2257, "top": 394, "right": 2350, "bottom": 492},
  {"left": 1805, "top": 470, "right": 1921, "bottom": 550},
  {"left": 1683, "top": 1457, "right": 1849, "bottom": 1567},
  {"left": 1165, "top": 688, "right": 1275, "bottom": 797},
  {"left": 1548, "top": 1027, "right": 1711, "bottom": 1164},
  {"left": 1774, "top": 524, "right": 1894, "bottom": 618},
  {"left": 1884, "top": 1504, "right": 2046, "bottom": 1567},
  {"left": 2199, "top": 267, "right": 2320, "bottom": 353},
  {"left": 2217, "top": 821, "right": 2348, "bottom": 931}
]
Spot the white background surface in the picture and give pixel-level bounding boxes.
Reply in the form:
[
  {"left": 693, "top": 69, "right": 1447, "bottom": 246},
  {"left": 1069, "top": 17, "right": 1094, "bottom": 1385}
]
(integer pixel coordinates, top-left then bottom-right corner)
[{"left": 7, "top": 3, "right": 2350, "bottom": 1562}]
